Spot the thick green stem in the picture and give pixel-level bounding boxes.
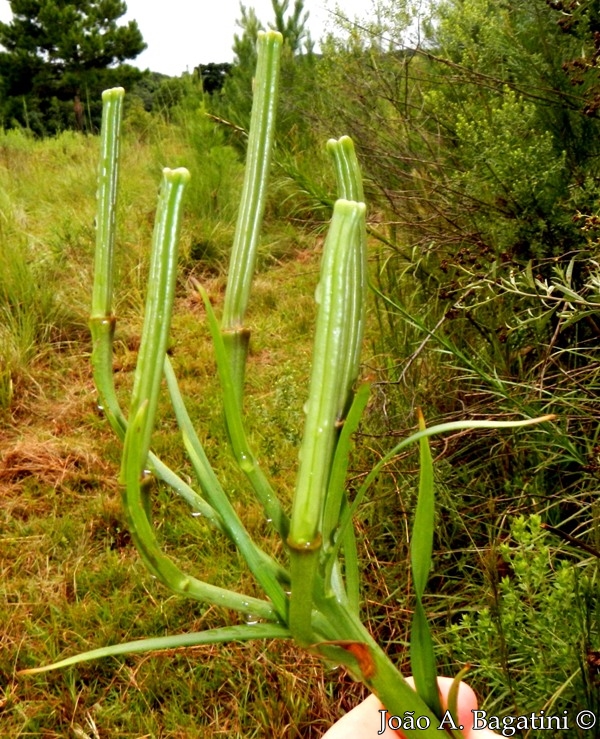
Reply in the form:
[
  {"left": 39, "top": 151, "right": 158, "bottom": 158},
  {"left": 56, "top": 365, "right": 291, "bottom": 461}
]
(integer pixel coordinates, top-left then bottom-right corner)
[
  {"left": 288, "top": 199, "right": 366, "bottom": 644},
  {"left": 221, "top": 30, "right": 282, "bottom": 404},
  {"left": 90, "top": 87, "right": 126, "bottom": 437},
  {"left": 289, "top": 200, "right": 367, "bottom": 549},
  {"left": 128, "top": 168, "right": 189, "bottom": 466},
  {"left": 327, "top": 137, "right": 368, "bottom": 386},
  {"left": 327, "top": 136, "right": 365, "bottom": 203},
  {"left": 91, "top": 87, "right": 123, "bottom": 320},
  {"left": 289, "top": 544, "right": 321, "bottom": 646},
  {"left": 314, "top": 598, "right": 447, "bottom": 739}
]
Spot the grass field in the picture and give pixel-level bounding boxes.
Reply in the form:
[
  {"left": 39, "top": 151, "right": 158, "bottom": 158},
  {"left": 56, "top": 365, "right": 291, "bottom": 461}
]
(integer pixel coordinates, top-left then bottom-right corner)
[
  {"left": 1, "top": 107, "right": 599, "bottom": 738},
  {"left": 1, "top": 256, "right": 369, "bottom": 737},
  {"left": 0, "top": 123, "right": 369, "bottom": 737}
]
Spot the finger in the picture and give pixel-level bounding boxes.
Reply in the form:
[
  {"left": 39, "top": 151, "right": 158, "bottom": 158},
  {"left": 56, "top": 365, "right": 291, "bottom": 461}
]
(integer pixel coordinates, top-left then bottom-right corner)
[
  {"left": 321, "top": 678, "right": 500, "bottom": 738},
  {"left": 320, "top": 694, "right": 384, "bottom": 738},
  {"left": 407, "top": 677, "right": 499, "bottom": 738}
]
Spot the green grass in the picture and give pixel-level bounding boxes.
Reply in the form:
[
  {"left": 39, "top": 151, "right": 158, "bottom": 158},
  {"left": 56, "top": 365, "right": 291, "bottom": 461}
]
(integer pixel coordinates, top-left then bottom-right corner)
[
  {"left": 0, "top": 118, "right": 372, "bottom": 735},
  {"left": 361, "top": 234, "right": 600, "bottom": 732},
  {"left": 0, "top": 254, "right": 360, "bottom": 736}
]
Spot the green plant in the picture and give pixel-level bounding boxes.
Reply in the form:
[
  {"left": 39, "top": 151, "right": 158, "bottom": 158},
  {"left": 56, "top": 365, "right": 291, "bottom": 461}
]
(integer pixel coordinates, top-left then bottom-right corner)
[
  {"left": 447, "top": 514, "right": 600, "bottom": 736},
  {"left": 0, "top": 182, "right": 87, "bottom": 410},
  {"left": 0, "top": 0, "right": 146, "bottom": 135},
  {"left": 19, "top": 30, "right": 552, "bottom": 735}
]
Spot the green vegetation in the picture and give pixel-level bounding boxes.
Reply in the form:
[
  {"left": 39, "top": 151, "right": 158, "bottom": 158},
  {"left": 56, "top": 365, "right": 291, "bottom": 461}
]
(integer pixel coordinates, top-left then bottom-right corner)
[
  {"left": 0, "top": 118, "right": 339, "bottom": 736},
  {"left": 1, "top": 0, "right": 599, "bottom": 736},
  {"left": 0, "top": 0, "right": 146, "bottom": 134}
]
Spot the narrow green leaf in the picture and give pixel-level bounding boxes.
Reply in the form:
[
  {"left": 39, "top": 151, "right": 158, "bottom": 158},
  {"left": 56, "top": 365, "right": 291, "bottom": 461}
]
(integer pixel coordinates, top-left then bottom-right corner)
[
  {"left": 121, "top": 401, "right": 279, "bottom": 621},
  {"left": 447, "top": 664, "right": 472, "bottom": 739},
  {"left": 339, "top": 501, "right": 360, "bottom": 613},
  {"left": 322, "top": 383, "right": 370, "bottom": 608},
  {"left": 162, "top": 355, "right": 234, "bottom": 530},
  {"left": 150, "top": 448, "right": 223, "bottom": 529},
  {"left": 323, "top": 383, "right": 370, "bottom": 552},
  {"left": 410, "top": 600, "right": 441, "bottom": 716},
  {"left": 409, "top": 409, "right": 441, "bottom": 716},
  {"left": 19, "top": 624, "right": 291, "bottom": 675},
  {"left": 412, "top": 410, "right": 435, "bottom": 596},
  {"left": 199, "top": 285, "right": 289, "bottom": 540},
  {"left": 163, "top": 355, "right": 290, "bottom": 620},
  {"left": 334, "top": 414, "right": 556, "bottom": 550}
]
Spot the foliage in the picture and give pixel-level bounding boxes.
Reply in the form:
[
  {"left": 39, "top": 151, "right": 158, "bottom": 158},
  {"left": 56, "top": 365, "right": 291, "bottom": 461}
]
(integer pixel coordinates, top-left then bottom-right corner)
[
  {"left": 311, "top": 0, "right": 600, "bottom": 263},
  {"left": 214, "top": 4, "right": 265, "bottom": 130},
  {"left": 0, "top": 0, "right": 146, "bottom": 134},
  {"left": 551, "top": 0, "right": 600, "bottom": 117},
  {"left": 196, "top": 62, "right": 233, "bottom": 94},
  {"left": 128, "top": 70, "right": 170, "bottom": 111},
  {"left": 447, "top": 515, "right": 600, "bottom": 735},
  {"left": 298, "top": 0, "right": 600, "bottom": 724},
  {"left": 423, "top": 0, "right": 600, "bottom": 260},
  {"left": 271, "top": 0, "right": 313, "bottom": 54},
  {"left": 215, "top": 0, "right": 314, "bottom": 130}
]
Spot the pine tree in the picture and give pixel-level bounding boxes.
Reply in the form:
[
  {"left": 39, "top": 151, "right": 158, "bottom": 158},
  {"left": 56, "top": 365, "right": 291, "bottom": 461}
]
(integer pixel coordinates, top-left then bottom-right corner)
[
  {"left": 272, "top": 0, "right": 313, "bottom": 55},
  {"left": 216, "top": 0, "right": 312, "bottom": 130},
  {"left": 0, "top": 0, "right": 146, "bottom": 134}
]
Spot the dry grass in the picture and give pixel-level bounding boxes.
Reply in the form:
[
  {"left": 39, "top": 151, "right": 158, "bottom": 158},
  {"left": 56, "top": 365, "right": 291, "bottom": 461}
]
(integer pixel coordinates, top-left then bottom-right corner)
[
  {"left": 0, "top": 438, "right": 108, "bottom": 490},
  {"left": 0, "top": 218, "right": 384, "bottom": 736}
]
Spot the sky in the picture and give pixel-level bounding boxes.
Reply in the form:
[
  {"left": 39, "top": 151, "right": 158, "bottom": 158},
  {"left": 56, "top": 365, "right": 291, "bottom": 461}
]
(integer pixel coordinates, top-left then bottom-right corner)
[{"left": 0, "top": 0, "right": 376, "bottom": 77}]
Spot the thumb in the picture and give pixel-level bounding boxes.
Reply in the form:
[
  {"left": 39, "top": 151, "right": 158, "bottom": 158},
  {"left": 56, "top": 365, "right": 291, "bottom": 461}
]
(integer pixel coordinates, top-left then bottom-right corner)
[
  {"left": 426, "top": 676, "right": 499, "bottom": 737},
  {"left": 321, "top": 677, "right": 500, "bottom": 738}
]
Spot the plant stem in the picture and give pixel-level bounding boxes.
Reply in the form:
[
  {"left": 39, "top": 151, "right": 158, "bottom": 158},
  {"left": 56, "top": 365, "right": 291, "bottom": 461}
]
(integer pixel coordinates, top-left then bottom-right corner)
[
  {"left": 128, "top": 168, "right": 190, "bottom": 466},
  {"left": 91, "top": 87, "right": 123, "bottom": 320},
  {"left": 221, "top": 30, "right": 282, "bottom": 405},
  {"left": 314, "top": 597, "right": 447, "bottom": 739}
]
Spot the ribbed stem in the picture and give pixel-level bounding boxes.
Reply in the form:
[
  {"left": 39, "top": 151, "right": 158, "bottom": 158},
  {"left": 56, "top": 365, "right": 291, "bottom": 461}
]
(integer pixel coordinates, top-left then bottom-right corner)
[
  {"left": 288, "top": 200, "right": 366, "bottom": 644},
  {"left": 221, "top": 30, "right": 282, "bottom": 404},
  {"left": 128, "top": 168, "right": 190, "bottom": 466}
]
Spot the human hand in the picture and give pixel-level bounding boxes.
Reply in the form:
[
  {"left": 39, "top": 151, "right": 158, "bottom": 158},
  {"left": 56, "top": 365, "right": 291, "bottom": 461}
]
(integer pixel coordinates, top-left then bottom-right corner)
[{"left": 321, "top": 676, "right": 500, "bottom": 738}]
